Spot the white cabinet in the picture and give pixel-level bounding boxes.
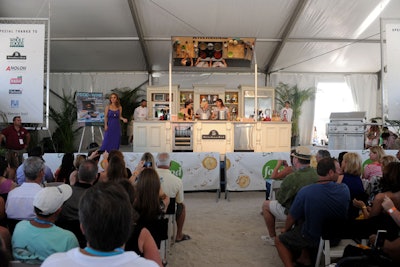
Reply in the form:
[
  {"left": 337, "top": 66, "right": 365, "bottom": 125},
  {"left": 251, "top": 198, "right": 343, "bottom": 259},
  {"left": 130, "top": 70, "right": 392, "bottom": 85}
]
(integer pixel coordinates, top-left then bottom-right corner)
[
  {"left": 254, "top": 122, "right": 291, "bottom": 152},
  {"left": 133, "top": 121, "right": 172, "bottom": 152},
  {"left": 147, "top": 85, "right": 179, "bottom": 119},
  {"left": 239, "top": 85, "right": 275, "bottom": 119}
]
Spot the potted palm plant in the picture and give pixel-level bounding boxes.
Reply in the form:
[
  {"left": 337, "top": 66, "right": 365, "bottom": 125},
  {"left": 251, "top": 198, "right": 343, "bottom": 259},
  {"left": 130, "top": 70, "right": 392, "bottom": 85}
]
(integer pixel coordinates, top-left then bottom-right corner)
[
  {"left": 48, "top": 89, "right": 82, "bottom": 152},
  {"left": 275, "top": 82, "right": 315, "bottom": 146}
]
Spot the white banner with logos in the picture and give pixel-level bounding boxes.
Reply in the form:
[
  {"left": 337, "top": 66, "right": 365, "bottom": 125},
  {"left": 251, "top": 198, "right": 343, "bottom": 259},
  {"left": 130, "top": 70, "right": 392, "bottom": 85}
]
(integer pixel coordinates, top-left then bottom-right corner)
[
  {"left": 225, "top": 150, "right": 398, "bottom": 192},
  {"left": 0, "top": 23, "right": 45, "bottom": 123},
  {"left": 40, "top": 152, "right": 221, "bottom": 191},
  {"left": 225, "top": 152, "right": 291, "bottom": 191}
]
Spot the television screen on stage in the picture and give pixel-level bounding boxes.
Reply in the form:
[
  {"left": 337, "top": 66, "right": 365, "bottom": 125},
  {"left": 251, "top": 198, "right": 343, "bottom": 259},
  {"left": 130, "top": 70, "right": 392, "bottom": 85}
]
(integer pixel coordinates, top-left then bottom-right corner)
[
  {"left": 76, "top": 92, "right": 105, "bottom": 126},
  {"left": 172, "top": 36, "right": 256, "bottom": 70}
]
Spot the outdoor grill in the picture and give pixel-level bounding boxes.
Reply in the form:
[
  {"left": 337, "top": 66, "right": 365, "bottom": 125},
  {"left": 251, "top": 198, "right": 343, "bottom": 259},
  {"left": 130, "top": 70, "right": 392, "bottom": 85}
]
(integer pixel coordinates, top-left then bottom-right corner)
[{"left": 327, "top": 112, "right": 366, "bottom": 150}]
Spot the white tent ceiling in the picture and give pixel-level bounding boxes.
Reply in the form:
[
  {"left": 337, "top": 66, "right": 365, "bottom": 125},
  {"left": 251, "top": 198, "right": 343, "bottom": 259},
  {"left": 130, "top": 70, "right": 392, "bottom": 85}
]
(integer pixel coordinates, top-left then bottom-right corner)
[{"left": 1, "top": 0, "right": 398, "bottom": 74}]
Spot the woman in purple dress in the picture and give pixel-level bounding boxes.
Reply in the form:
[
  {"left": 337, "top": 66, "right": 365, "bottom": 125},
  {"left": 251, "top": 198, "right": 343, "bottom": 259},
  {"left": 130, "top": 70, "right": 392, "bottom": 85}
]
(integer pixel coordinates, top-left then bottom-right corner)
[{"left": 100, "top": 93, "right": 128, "bottom": 152}]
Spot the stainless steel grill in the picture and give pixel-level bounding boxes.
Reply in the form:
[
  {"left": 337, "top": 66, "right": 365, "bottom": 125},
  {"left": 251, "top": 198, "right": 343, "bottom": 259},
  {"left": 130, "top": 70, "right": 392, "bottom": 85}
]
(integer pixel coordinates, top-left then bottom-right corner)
[{"left": 327, "top": 112, "right": 366, "bottom": 150}]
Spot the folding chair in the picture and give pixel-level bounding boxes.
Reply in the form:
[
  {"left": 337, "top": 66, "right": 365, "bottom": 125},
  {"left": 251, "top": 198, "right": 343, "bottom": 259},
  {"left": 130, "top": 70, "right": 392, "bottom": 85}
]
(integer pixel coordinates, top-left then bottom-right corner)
[
  {"left": 166, "top": 198, "right": 176, "bottom": 251},
  {"left": 152, "top": 218, "right": 168, "bottom": 267},
  {"left": 268, "top": 179, "right": 283, "bottom": 200},
  {"left": 315, "top": 219, "right": 363, "bottom": 267}
]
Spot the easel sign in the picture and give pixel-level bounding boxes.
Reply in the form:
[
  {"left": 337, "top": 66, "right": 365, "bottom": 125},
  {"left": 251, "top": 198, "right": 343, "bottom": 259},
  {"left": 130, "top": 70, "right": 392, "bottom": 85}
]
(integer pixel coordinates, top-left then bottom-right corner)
[{"left": 76, "top": 92, "right": 105, "bottom": 126}]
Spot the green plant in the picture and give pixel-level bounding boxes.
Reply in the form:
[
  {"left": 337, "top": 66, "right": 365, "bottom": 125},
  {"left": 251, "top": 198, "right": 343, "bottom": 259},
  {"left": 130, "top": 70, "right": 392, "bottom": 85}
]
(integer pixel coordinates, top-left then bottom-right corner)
[
  {"left": 109, "top": 84, "right": 146, "bottom": 137},
  {"left": 274, "top": 82, "right": 315, "bottom": 138},
  {"left": 48, "top": 89, "right": 82, "bottom": 152}
]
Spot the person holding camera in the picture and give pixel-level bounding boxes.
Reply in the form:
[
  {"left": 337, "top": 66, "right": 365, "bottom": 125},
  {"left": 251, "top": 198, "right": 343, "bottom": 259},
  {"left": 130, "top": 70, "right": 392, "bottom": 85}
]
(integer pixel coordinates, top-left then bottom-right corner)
[{"left": 129, "top": 152, "right": 155, "bottom": 184}]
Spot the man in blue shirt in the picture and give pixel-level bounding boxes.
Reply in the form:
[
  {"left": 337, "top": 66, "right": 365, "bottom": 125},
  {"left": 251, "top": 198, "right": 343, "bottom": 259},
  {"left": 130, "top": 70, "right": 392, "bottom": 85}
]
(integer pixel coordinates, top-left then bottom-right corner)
[{"left": 275, "top": 158, "right": 350, "bottom": 267}]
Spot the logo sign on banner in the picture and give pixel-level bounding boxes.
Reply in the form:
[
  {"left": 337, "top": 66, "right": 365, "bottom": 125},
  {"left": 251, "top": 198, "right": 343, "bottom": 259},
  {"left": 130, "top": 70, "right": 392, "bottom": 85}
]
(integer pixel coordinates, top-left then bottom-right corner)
[
  {"left": 0, "top": 23, "right": 45, "bottom": 123},
  {"left": 202, "top": 130, "right": 226, "bottom": 139},
  {"left": 76, "top": 92, "right": 105, "bottom": 126},
  {"left": 262, "top": 160, "right": 285, "bottom": 179},
  {"left": 170, "top": 160, "right": 183, "bottom": 179}
]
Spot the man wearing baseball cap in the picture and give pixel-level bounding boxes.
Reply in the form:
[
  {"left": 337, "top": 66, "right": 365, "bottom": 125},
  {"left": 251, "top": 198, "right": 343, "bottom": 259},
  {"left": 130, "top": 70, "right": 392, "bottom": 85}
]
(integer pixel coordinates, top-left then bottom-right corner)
[
  {"left": 12, "top": 184, "right": 79, "bottom": 264},
  {"left": 261, "top": 146, "right": 318, "bottom": 246}
]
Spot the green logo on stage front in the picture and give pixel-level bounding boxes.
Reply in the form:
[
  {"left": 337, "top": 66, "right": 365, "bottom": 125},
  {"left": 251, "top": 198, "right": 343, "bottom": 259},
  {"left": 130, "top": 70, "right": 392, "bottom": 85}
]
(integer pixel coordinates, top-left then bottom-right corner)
[
  {"left": 262, "top": 160, "right": 283, "bottom": 180},
  {"left": 170, "top": 160, "right": 183, "bottom": 179}
]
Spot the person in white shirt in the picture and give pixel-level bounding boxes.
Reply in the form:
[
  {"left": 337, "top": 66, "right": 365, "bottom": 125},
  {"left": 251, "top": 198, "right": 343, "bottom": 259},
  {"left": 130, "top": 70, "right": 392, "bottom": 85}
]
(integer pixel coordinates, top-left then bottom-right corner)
[
  {"left": 6, "top": 157, "right": 44, "bottom": 221},
  {"left": 41, "top": 182, "right": 158, "bottom": 267},
  {"left": 134, "top": 99, "right": 148, "bottom": 121},
  {"left": 156, "top": 152, "right": 190, "bottom": 243},
  {"left": 280, "top": 101, "right": 293, "bottom": 122}
]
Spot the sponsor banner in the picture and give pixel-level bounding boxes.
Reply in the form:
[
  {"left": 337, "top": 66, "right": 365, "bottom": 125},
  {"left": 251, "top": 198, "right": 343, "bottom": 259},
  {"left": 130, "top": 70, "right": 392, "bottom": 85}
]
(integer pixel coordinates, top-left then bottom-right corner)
[
  {"left": 226, "top": 152, "right": 291, "bottom": 191},
  {"left": 39, "top": 152, "right": 220, "bottom": 192},
  {"left": 225, "top": 149, "right": 398, "bottom": 192},
  {"left": 0, "top": 23, "right": 45, "bottom": 123}
]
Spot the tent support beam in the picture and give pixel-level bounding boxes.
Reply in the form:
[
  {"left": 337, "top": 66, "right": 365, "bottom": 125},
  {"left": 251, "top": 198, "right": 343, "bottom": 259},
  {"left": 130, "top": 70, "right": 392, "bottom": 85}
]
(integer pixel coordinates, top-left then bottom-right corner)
[
  {"left": 264, "top": 0, "right": 309, "bottom": 75},
  {"left": 127, "top": 0, "right": 152, "bottom": 73}
]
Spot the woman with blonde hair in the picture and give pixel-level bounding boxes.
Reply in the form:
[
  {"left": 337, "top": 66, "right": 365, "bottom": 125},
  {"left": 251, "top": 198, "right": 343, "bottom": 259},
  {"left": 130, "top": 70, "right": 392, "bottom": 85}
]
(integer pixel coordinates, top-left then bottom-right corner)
[
  {"left": 363, "top": 145, "right": 386, "bottom": 181},
  {"left": 100, "top": 93, "right": 128, "bottom": 152},
  {"left": 337, "top": 152, "right": 366, "bottom": 219}
]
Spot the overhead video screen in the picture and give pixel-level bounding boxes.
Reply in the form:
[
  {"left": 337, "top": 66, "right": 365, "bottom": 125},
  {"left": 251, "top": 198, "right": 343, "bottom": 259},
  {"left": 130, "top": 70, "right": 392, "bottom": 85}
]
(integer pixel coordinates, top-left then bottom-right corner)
[{"left": 172, "top": 36, "right": 256, "bottom": 69}]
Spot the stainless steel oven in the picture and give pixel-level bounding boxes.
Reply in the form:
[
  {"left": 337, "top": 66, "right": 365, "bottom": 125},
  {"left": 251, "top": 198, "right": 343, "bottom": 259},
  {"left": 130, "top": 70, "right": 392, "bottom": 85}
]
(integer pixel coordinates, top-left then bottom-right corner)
[{"left": 172, "top": 123, "right": 193, "bottom": 152}]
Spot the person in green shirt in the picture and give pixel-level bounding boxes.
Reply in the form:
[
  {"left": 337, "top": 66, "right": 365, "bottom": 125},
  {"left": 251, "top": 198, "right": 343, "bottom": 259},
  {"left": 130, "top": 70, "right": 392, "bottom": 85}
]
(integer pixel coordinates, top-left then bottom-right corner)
[{"left": 261, "top": 146, "right": 318, "bottom": 246}]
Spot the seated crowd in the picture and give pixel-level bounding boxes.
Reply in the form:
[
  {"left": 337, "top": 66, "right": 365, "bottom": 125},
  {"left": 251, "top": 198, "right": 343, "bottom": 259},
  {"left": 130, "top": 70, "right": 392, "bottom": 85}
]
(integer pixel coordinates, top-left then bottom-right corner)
[
  {"left": 2, "top": 141, "right": 400, "bottom": 266},
  {"left": 262, "top": 145, "right": 400, "bottom": 267},
  {"left": 0, "top": 145, "right": 189, "bottom": 266}
]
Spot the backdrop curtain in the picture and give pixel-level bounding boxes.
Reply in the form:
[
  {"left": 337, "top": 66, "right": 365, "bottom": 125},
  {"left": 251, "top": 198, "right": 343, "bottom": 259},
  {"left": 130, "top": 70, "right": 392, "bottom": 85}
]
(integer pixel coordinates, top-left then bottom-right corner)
[
  {"left": 270, "top": 73, "right": 317, "bottom": 146},
  {"left": 344, "top": 74, "right": 379, "bottom": 121}
]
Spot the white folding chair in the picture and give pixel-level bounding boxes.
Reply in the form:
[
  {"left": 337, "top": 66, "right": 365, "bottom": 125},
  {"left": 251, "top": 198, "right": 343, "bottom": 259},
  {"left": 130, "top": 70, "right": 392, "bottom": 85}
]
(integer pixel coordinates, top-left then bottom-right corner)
[
  {"left": 315, "top": 237, "right": 356, "bottom": 267},
  {"left": 268, "top": 179, "right": 283, "bottom": 200},
  {"left": 166, "top": 198, "right": 176, "bottom": 252}
]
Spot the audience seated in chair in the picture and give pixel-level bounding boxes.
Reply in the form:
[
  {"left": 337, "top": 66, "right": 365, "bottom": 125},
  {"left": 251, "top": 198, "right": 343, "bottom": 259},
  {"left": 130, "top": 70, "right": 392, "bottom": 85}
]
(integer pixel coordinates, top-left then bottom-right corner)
[
  {"left": 337, "top": 152, "right": 367, "bottom": 220},
  {"left": 275, "top": 158, "right": 350, "bottom": 267},
  {"left": 57, "top": 159, "right": 98, "bottom": 248},
  {"left": 351, "top": 162, "right": 400, "bottom": 240},
  {"left": 156, "top": 152, "right": 190, "bottom": 243},
  {"left": 134, "top": 168, "right": 169, "bottom": 249},
  {"left": 16, "top": 146, "right": 54, "bottom": 185},
  {"left": 41, "top": 182, "right": 158, "bottom": 267},
  {"left": 12, "top": 184, "right": 78, "bottom": 264},
  {"left": 120, "top": 179, "right": 162, "bottom": 267},
  {"left": 261, "top": 146, "right": 318, "bottom": 246},
  {"left": 265, "top": 150, "right": 295, "bottom": 200},
  {"left": 6, "top": 157, "right": 44, "bottom": 225}
]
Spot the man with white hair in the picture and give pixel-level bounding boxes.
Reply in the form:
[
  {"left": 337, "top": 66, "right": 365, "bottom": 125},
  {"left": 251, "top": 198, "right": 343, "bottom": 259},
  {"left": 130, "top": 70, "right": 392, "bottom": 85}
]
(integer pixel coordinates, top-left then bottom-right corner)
[
  {"left": 6, "top": 156, "right": 44, "bottom": 221},
  {"left": 156, "top": 152, "right": 190, "bottom": 242}
]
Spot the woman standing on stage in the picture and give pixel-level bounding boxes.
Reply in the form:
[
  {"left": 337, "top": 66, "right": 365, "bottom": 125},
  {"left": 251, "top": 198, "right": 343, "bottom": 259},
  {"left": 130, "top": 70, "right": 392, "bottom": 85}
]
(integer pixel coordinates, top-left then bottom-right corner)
[{"left": 100, "top": 93, "right": 128, "bottom": 152}]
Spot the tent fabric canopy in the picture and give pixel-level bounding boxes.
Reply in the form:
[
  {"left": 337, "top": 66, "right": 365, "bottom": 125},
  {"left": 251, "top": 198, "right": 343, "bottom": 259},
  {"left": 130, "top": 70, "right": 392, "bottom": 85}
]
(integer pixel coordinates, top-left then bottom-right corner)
[{"left": 1, "top": 0, "right": 398, "bottom": 73}]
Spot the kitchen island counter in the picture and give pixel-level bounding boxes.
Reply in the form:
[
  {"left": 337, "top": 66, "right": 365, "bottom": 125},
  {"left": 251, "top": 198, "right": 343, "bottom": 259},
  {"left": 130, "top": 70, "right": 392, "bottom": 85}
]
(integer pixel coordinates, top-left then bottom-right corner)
[{"left": 132, "top": 120, "right": 291, "bottom": 154}]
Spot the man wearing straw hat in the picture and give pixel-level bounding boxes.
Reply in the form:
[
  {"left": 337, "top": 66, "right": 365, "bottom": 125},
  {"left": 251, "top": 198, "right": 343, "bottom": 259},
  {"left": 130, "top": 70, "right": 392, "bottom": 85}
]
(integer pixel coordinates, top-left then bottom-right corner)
[{"left": 261, "top": 146, "right": 318, "bottom": 246}]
